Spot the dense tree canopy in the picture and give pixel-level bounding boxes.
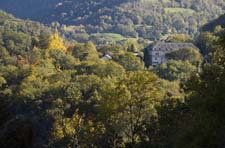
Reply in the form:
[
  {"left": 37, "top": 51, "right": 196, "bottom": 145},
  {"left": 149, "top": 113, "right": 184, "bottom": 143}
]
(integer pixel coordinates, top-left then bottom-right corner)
[
  {"left": 176, "top": 31, "right": 225, "bottom": 148},
  {"left": 0, "top": 5, "right": 225, "bottom": 148},
  {"left": 166, "top": 47, "right": 202, "bottom": 66},
  {"left": 0, "top": 11, "right": 186, "bottom": 147}
]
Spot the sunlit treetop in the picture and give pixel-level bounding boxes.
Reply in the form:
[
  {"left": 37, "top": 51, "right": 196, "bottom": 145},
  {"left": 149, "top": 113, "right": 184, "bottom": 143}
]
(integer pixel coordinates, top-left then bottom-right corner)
[{"left": 48, "top": 32, "right": 66, "bottom": 51}]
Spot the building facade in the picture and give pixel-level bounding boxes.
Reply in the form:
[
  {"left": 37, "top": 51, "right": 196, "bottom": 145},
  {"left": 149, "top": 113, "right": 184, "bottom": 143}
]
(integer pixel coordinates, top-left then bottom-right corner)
[{"left": 144, "top": 42, "right": 199, "bottom": 67}]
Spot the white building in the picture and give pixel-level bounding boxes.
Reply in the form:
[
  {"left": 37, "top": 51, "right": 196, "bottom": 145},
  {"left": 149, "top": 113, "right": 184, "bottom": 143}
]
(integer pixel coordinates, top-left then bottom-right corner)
[
  {"left": 144, "top": 42, "right": 199, "bottom": 67},
  {"left": 101, "top": 54, "right": 112, "bottom": 60}
]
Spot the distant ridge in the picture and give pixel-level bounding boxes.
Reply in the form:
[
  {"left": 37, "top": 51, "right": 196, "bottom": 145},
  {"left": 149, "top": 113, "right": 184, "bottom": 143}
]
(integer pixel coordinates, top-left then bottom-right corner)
[{"left": 0, "top": 0, "right": 224, "bottom": 40}]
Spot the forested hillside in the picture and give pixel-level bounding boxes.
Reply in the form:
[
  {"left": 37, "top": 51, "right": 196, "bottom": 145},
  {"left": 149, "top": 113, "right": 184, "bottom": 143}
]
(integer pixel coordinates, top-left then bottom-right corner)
[
  {"left": 1, "top": 6, "right": 225, "bottom": 148},
  {"left": 0, "top": 0, "right": 225, "bottom": 42},
  {"left": 0, "top": 10, "right": 179, "bottom": 147}
]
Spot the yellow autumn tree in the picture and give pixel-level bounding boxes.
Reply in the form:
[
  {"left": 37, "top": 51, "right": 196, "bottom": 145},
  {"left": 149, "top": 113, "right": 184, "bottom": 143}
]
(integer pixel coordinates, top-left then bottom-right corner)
[{"left": 48, "top": 32, "right": 66, "bottom": 51}]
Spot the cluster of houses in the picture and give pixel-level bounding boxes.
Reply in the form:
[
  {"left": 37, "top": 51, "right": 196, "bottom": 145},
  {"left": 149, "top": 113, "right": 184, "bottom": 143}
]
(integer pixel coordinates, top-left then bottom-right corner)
[{"left": 101, "top": 41, "right": 199, "bottom": 67}]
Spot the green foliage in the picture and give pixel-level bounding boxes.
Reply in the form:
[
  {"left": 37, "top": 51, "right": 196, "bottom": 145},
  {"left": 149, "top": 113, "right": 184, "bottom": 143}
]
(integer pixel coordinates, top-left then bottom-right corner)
[
  {"left": 0, "top": 76, "right": 6, "bottom": 88},
  {"left": 98, "top": 44, "right": 126, "bottom": 56},
  {"left": 195, "top": 32, "right": 219, "bottom": 55},
  {"left": 38, "top": 32, "right": 51, "bottom": 49},
  {"left": 70, "top": 42, "right": 99, "bottom": 62},
  {"left": 3, "top": 30, "right": 31, "bottom": 54},
  {"left": 0, "top": 24, "right": 186, "bottom": 147},
  {"left": 47, "top": 49, "right": 79, "bottom": 70},
  {"left": 116, "top": 53, "right": 144, "bottom": 71},
  {"left": 89, "top": 60, "right": 126, "bottom": 78},
  {"left": 165, "top": 34, "right": 193, "bottom": 43},
  {"left": 175, "top": 33, "right": 225, "bottom": 148},
  {"left": 166, "top": 47, "right": 203, "bottom": 66},
  {"left": 2, "top": 6, "right": 225, "bottom": 148},
  {"left": 155, "top": 60, "right": 197, "bottom": 81},
  {"left": 97, "top": 71, "right": 169, "bottom": 146},
  {"left": 0, "top": 0, "right": 224, "bottom": 43}
]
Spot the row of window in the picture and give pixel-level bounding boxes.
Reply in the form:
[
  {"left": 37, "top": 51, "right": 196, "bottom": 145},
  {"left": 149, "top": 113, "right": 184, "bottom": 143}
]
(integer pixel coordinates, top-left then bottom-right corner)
[
  {"left": 153, "top": 57, "right": 161, "bottom": 61},
  {"left": 154, "top": 48, "right": 171, "bottom": 51},
  {"left": 152, "top": 57, "right": 166, "bottom": 62}
]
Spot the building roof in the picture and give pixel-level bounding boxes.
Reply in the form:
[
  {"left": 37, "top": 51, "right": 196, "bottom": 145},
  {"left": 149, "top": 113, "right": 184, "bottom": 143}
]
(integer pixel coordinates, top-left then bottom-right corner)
[
  {"left": 152, "top": 42, "right": 198, "bottom": 51},
  {"left": 101, "top": 54, "right": 112, "bottom": 60}
]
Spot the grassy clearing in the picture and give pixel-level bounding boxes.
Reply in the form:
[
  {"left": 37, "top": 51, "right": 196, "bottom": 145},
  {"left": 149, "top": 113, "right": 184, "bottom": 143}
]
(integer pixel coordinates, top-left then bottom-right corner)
[{"left": 164, "top": 8, "right": 195, "bottom": 14}]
